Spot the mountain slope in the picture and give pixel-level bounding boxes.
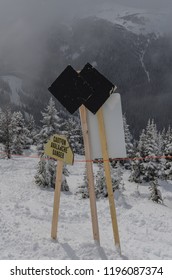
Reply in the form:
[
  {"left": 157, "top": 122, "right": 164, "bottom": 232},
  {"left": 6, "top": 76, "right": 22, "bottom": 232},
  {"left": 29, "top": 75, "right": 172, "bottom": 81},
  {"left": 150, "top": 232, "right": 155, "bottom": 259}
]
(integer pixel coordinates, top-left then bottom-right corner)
[
  {"left": 43, "top": 17, "right": 172, "bottom": 135},
  {"left": 0, "top": 14, "right": 172, "bottom": 135},
  {"left": 0, "top": 75, "right": 25, "bottom": 106}
]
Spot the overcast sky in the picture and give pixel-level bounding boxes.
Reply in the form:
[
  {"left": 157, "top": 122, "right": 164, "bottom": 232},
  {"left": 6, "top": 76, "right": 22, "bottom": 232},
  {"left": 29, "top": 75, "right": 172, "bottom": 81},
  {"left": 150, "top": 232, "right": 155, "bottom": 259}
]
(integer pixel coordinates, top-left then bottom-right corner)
[
  {"left": 0, "top": 0, "right": 171, "bottom": 78},
  {"left": 0, "top": 0, "right": 171, "bottom": 27},
  {"left": 0, "top": 0, "right": 171, "bottom": 42},
  {"left": 110, "top": 0, "right": 172, "bottom": 10}
]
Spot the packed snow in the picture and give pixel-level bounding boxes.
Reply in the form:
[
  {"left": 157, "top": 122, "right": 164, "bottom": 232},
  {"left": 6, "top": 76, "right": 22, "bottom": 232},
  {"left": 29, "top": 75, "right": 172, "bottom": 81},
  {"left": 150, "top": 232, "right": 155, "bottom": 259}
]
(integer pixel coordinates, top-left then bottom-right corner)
[{"left": 0, "top": 149, "right": 172, "bottom": 260}]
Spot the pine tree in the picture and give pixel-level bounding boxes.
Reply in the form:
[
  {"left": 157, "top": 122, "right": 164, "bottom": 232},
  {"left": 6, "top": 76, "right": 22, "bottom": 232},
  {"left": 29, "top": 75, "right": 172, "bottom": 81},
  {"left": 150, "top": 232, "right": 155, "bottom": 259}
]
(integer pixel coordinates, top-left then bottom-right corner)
[
  {"left": 129, "top": 129, "right": 147, "bottom": 183},
  {"left": 95, "top": 162, "right": 108, "bottom": 198},
  {"left": 129, "top": 154, "right": 143, "bottom": 183},
  {"left": 141, "top": 119, "right": 160, "bottom": 182},
  {"left": 11, "top": 111, "right": 30, "bottom": 154},
  {"left": 144, "top": 119, "right": 159, "bottom": 157},
  {"left": 62, "top": 115, "right": 84, "bottom": 155},
  {"left": 95, "top": 161, "right": 122, "bottom": 198},
  {"left": 163, "top": 126, "right": 172, "bottom": 180},
  {"left": 0, "top": 107, "right": 13, "bottom": 158},
  {"left": 123, "top": 114, "right": 134, "bottom": 159},
  {"left": 35, "top": 98, "right": 69, "bottom": 191},
  {"left": 36, "top": 98, "right": 61, "bottom": 154},
  {"left": 123, "top": 115, "right": 135, "bottom": 169},
  {"left": 61, "top": 164, "right": 70, "bottom": 191},
  {"left": 0, "top": 108, "right": 3, "bottom": 143},
  {"left": 138, "top": 129, "right": 147, "bottom": 158},
  {"left": 77, "top": 164, "right": 89, "bottom": 198},
  {"left": 34, "top": 155, "right": 69, "bottom": 190},
  {"left": 35, "top": 155, "right": 50, "bottom": 188},
  {"left": 112, "top": 161, "right": 123, "bottom": 189},
  {"left": 149, "top": 179, "right": 163, "bottom": 203},
  {"left": 26, "top": 114, "right": 37, "bottom": 145},
  {"left": 130, "top": 119, "right": 161, "bottom": 183},
  {"left": 0, "top": 108, "right": 5, "bottom": 158},
  {"left": 162, "top": 127, "right": 169, "bottom": 155},
  {"left": 157, "top": 130, "right": 164, "bottom": 156},
  {"left": 78, "top": 161, "right": 123, "bottom": 199}
]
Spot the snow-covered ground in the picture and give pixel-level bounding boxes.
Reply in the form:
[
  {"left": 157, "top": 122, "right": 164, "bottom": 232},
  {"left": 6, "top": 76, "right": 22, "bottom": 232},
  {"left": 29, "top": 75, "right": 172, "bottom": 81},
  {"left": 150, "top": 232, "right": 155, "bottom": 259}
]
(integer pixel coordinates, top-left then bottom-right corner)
[{"left": 0, "top": 150, "right": 172, "bottom": 260}]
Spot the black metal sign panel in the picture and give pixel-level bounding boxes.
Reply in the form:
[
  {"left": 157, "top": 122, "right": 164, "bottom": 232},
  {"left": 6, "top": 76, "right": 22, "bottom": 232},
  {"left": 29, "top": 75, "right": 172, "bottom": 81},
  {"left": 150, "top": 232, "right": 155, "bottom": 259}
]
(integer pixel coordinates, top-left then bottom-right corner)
[
  {"left": 79, "top": 63, "right": 115, "bottom": 114},
  {"left": 48, "top": 65, "right": 82, "bottom": 114},
  {"left": 48, "top": 63, "right": 115, "bottom": 114},
  {"left": 48, "top": 65, "right": 93, "bottom": 114}
]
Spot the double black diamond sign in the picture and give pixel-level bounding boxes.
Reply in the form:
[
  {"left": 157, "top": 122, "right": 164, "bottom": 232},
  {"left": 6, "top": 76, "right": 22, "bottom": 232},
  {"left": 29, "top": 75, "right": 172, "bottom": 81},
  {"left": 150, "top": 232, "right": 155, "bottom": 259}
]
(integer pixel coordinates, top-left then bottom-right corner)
[{"left": 48, "top": 63, "right": 115, "bottom": 114}]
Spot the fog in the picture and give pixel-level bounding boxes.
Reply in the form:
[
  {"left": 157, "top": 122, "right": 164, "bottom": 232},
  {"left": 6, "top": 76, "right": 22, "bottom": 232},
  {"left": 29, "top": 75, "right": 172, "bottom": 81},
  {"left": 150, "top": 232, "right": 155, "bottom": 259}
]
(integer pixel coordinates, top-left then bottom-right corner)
[
  {"left": 0, "top": 0, "right": 171, "bottom": 79},
  {"left": 108, "top": 0, "right": 172, "bottom": 10}
]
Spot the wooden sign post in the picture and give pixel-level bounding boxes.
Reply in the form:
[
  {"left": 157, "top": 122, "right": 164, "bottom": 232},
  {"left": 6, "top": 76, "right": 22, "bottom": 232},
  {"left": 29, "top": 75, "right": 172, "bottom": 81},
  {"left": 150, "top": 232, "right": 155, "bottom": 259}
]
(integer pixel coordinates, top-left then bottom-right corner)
[
  {"left": 44, "top": 134, "right": 74, "bottom": 240},
  {"left": 86, "top": 93, "right": 126, "bottom": 253},
  {"left": 79, "top": 105, "right": 100, "bottom": 244},
  {"left": 97, "top": 108, "right": 121, "bottom": 250},
  {"left": 51, "top": 160, "right": 64, "bottom": 239}
]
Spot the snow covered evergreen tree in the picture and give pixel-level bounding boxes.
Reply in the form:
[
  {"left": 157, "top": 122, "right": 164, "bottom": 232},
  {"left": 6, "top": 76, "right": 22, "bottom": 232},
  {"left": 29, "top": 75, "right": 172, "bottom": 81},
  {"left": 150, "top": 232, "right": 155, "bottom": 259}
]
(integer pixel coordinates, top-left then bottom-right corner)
[
  {"left": 0, "top": 108, "right": 5, "bottom": 158},
  {"left": 35, "top": 98, "right": 69, "bottom": 191},
  {"left": 137, "top": 129, "right": 147, "bottom": 158},
  {"left": 34, "top": 155, "right": 69, "bottom": 190},
  {"left": 36, "top": 98, "right": 61, "bottom": 154},
  {"left": 95, "top": 161, "right": 122, "bottom": 198},
  {"left": 0, "top": 108, "right": 3, "bottom": 143},
  {"left": 129, "top": 129, "right": 146, "bottom": 183},
  {"left": 163, "top": 126, "right": 172, "bottom": 180},
  {"left": 0, "top": 107, "right": 13, "bottom": 158},
  {"left": 129, "top": 154, "right": 143, "bottom": 183},
  {"left": 78, "top": 161, "right": 123, "bottom": 199},
  {"left": 11, "top": 111, "right": 31, "bottom": 154},
  {"left": 141, "top": 119, "right": 160, "bottom": 182},
  {"left": 123, "top": 114, "right": 135, "bottom": 159},
  {"left": 26, "top": 114, "right": 37, "bottom": 145},
  {"left": 61, "top": 115, "right": 84, "bottom": 155},
  {"left": 149, "top": 179, "right": 163, "bottom": 203},
  {"left": 77, "top": 164, "right": 89, "bottom": 198},
  {"left": 143, "top": 119, "right": 159, "bottom": 156},
  {"left": 157, "top": 131, "right": 164, "bottom": 156},
  {"left": 69, "top": 116, "right": 84, "bottom": 155},
  {"left": 130, "top": 119, "right": 161, "bottom": 183},
  {"left": 35, "top": 155, "right": 51, "bottom": 188}
]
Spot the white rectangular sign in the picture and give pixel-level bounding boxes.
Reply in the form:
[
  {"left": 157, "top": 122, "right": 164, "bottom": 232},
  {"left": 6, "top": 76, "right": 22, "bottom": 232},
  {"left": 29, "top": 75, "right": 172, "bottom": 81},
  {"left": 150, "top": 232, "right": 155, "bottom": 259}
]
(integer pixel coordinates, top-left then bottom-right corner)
[{"left": 87, "top": 93, "right": 126, "bottom": 159}]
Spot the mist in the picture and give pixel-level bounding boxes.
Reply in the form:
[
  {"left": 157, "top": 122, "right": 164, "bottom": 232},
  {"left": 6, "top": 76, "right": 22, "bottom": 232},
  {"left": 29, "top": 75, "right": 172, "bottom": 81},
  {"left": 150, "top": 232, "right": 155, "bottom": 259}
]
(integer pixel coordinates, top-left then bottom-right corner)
[
  {"left": 109, "top": 0, "right": 172, "bottom": 10},
  {"left": 0, "top": 0, "right": 106, "bottom": 79},
  {"left": 0, "top": 0, "right": 172, "bottom": 80}
]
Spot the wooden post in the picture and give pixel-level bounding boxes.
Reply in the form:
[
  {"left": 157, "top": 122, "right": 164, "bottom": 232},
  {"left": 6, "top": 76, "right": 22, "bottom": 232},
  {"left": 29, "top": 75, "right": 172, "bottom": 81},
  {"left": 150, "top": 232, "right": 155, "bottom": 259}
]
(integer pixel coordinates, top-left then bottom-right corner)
[
  {"left": 97, "top": 107, "right": 121, "bottom": 250},
  {"left": 51, "top": 160, "right": 64, "bottom": 239},
  {"left": 79, "top": 105, "right": 100, "bottom": 244}
]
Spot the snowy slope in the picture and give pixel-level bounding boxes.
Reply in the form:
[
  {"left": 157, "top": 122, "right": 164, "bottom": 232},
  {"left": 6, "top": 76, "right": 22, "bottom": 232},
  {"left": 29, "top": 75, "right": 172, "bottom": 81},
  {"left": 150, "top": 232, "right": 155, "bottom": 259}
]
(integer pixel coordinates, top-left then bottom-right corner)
[{"left": 0, "top": 151, "right": 172, "bottom": 260}]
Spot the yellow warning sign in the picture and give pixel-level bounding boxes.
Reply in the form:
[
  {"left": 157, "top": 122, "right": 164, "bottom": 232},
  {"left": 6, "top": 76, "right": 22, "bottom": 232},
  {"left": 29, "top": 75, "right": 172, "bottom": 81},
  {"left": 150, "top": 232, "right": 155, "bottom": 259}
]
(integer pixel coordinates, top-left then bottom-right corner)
[{"left": 44, "top": 134, "right": 74, "bottom": 165}]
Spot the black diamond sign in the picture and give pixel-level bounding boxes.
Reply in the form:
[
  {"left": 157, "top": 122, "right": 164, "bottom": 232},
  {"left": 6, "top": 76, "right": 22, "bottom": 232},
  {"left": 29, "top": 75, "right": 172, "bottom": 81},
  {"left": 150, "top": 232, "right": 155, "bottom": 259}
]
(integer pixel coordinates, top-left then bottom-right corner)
[
  {"left": 79, "top": 63, "right": 115, "bottom": 114},
  {"left": 48, "top": 65, "right": 93, "bottom": 114},
  {"left": 48, "top": 63, "right": 115, "bottom": 114}
]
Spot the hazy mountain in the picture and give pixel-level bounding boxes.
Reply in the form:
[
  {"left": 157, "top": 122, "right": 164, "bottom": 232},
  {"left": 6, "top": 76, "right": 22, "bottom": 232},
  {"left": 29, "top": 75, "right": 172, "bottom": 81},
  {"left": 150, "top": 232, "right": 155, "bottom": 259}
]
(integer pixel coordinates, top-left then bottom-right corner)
[
  {"left": 43, "top": 17, "right": 172, "bottom": 136},
  {"left": 0, "top": 6, "right": 172, "bottom": 136}
]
